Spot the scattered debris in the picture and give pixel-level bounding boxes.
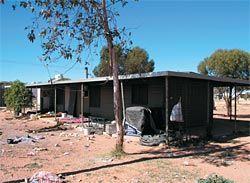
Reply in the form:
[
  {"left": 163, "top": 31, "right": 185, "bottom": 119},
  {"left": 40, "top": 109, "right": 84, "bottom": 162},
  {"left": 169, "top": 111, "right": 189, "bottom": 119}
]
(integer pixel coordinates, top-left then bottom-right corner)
[
  {"left": 7, "top": 134, "right": 41, "bottom": 144},
  {"left": 1, "top": 149, "right": 4, "bottom": 156},
  {"left": 130, "top": 177, "right": 141, "bottom": 183},
  {"left": 222, "top": 160, "right": 234, "bottom": 166},
  {"left": 54, "top": 144, "right": 60, "bottom": 147},
  {"left": 59, "top": 117, "right": 89, "bottom": 124},
  {"left": 39, "top": 112, "right": 61, "bottom": 118},
  {"left": 30, "top": 114, "right": 39, "bottom": 120},
  {"left": 105, "top": 123, "right": 117, "bottom": 135},
  {"left": 63, "top": 152, "right": 69, "bottom": 156},
  {"left": 183, "top": 160, "right": 189, "bottom": 166},
  {"left": 27, "top": 151, "right": 36, "bottom": 156},
  {"left": 5, "top": 117, "right": 13, "bottom": 120},
  {"left": 33, "top": 147, "right": 48, "bottom": 152},
  {"left": 30, "top": 171, "right": 63, "bottom": 183},
  {"left": 84, "top": 144, "right": 90, "bottom": 148},
  {"left": 70, "top": 175, "right": 75, "bottom": 179},
  {"left": 83, "top": 127, "right": 92, "bottom": 136},
  {"left": 221, "top": 150, "right": 234, "bottom": 157},
  {"left": 166, "top": 152, "right": 174, "bottom": 158},
  {"left": 59, "top": 132, "right": 80, "bottom": 137},
  {"left": 62, "top": 138, "right": 70, "bottom": 141},
  {"left": 27, "top": 123, "right": 67, "bottom": 133},
  {"left": 102, "top": 157, "right": 113, "bottom": 163},
  {"left": 140, "top": 134, "right": 167, "bottom": 146},
  {"left": 59, "top": 132, "right": 66, "bottom": 137},
  {"left": 158, "top": 142, "right": 167, "bottom": 148}
]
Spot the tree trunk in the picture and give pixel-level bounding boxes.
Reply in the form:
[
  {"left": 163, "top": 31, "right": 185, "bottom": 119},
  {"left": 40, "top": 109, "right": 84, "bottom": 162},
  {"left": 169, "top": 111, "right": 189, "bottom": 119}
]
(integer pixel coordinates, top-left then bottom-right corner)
[
  {"left": 224, "top": 97, "right": 230, "bottom": 116},
  {"left": 112, "top": 48, "right": 124, "bottom": 151},
  {"left": 102, "top": 0, "right": 124, "bottom": 151}
]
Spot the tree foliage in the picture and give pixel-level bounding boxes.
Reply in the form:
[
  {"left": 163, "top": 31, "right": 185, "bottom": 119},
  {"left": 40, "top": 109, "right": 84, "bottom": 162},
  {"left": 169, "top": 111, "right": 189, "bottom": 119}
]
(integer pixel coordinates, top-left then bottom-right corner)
[
  {"left": 198, "top": 49, "right": 250, "bottom": 79},
  {"left": 6, "top": 0, "right": 132, "bottom": 64},
  {"left": 93, "top": 46, "right": 154, "bottom": 77},
  {"left": 4, "top": 0, "right": 136, "bottom": 151},
  {"left": 124, "top": 47, "right": 154, "bottom": 74},
  {"left": 198, "top": 49, "right": 250, "bottom": 116},
  {"left": 4, "top": 80, "right": 32, "bottom": 115},
  {"left": 93, "top": 45, "right": 126, "bottom": 77}
]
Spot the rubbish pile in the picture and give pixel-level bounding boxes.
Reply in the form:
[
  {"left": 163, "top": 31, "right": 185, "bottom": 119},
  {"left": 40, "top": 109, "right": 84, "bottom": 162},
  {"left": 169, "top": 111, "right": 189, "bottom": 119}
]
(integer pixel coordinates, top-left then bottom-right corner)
[
  {"left": 27, "top": 123, "right": 67, "bottom": 133},
  {"left": 39, "top": 112, "right": 62, "bottom": 118},
  {"left": 140, "top": 134, "right": 167, "bottom": 146},
  {"left": 125, "top": 106, "right": 166, "bottom": 146},
  {"left": 58, "top": 117, "right": 86, "bottom": 124},
  {"left": 29, "top": 171, "right": 64, "bottom": 183},
  {"left": 7, "top": 134, "right": 45, "bottom": 144}
]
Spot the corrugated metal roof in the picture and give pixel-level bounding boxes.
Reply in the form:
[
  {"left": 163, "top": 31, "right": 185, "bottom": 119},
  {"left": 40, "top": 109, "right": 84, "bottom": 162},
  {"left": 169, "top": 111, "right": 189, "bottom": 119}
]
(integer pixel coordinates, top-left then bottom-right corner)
[{"left": 26, "top": 71, "right": 250, "bottom": 87}]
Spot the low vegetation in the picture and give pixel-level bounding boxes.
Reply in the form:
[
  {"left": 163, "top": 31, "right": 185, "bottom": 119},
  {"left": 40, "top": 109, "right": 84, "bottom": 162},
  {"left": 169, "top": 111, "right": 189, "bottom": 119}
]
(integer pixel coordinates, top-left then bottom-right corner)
[
  {"left": 198, "top": 174, "right": 234, "bottom": 183},
  {"left": 4, "top": 80, "right": 32, "bottom": 116}
]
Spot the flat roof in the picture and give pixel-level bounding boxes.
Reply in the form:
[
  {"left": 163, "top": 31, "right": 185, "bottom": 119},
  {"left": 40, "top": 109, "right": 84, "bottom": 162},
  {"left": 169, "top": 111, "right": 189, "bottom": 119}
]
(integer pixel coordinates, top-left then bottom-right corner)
[{"left": 26, "top": 71, "right": 250, "bottom": 87}]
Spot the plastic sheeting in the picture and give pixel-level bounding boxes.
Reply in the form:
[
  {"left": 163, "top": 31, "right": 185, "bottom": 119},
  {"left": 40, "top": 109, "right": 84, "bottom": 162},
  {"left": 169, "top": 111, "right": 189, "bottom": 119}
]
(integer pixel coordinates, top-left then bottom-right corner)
[
  {"left": 125, "top": 106, "right": 160, "bottom": 135},
  {"left": 170, "top": 100, "right": 184, "bottom": 122}
]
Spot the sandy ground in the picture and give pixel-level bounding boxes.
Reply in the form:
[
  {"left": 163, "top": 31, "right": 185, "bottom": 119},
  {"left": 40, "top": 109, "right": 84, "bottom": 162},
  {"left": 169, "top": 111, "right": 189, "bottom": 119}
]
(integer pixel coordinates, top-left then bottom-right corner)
[
  {"left": 0, "top": 103, "right": 250, "bottom": 183},
  {"left": 214, "top": 99, "right": 250, "bottom": 121}
]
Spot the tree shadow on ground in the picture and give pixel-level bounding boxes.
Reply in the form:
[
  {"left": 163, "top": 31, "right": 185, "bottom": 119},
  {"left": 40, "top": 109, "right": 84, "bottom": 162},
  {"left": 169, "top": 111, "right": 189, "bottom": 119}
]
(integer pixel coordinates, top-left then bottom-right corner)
[
  {"left": 129, "top": 141, "right": 250, "bottom": 166},
  {"left": 3, "top": 141, "right": 249, "bottom": 183}
]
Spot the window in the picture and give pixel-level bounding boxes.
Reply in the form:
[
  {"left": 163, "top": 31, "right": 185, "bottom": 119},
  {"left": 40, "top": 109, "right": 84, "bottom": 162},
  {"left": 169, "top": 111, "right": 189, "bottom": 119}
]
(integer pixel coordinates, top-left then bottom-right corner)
[
  {"left": 90, "top": 86, "right": 101, "bottom": 107},
  {"left": 132, "top": 84, "right": 148, "bottom": 105}
]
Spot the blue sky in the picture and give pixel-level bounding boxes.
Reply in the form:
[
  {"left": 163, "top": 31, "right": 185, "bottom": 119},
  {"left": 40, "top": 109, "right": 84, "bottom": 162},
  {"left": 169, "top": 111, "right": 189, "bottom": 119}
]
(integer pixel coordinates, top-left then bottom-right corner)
[{"left": 0, "top": 0, "right": 249, "bottom": 83}]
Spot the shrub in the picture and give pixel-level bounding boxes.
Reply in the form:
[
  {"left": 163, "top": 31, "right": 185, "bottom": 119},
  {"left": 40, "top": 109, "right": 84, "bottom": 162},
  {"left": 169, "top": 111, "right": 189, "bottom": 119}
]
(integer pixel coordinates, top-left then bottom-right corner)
[
  {"left": 198, "top": 174, "right": 234, "bottom": 183},
  {"left": 4, "top": 80, "right": 32, "bottom": 116}
]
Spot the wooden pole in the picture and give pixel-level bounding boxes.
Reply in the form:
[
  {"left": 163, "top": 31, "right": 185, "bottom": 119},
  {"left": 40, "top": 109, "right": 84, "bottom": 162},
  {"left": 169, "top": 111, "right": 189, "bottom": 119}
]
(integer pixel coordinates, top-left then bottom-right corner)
[
  {"left": 36, "top": 87, "right": 38, "bottom": 115},
  {"left": 81, "top": 83, "right": 84, "bottom": 125},
  {"left": 165, "top": 77, "right": 169, "bottom": 143},
  {"left": 207, "top": 81, "right": 211, "bottom": 138},
  {"left": 54, "top": 86, "right": 57, "bottom": 120},
  {"left": 234, "top": 86, "right": 237, "bottom": 133},
  {"left": 229, "top": 86, "right": 232, "bottom": 121},
  {"left": 121, "top": 81, "right": 126, "bottom": 126},
  {"left": 208, "top": 82, "right": 214, "bottom": 139}
]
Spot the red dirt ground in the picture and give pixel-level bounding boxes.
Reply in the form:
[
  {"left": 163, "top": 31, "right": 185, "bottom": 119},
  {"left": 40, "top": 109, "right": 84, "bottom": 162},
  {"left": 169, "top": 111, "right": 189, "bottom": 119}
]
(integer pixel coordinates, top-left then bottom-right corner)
[{"left": 0, "top": 101, "right": 249, "bottom": 183}]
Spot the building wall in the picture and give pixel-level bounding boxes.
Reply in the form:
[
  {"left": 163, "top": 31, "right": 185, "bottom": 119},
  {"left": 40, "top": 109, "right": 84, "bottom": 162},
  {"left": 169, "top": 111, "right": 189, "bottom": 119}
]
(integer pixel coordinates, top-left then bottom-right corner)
[
  {"left": 168, "top": 77, "right": 208, "bottom": 128},
  {"left": 87, "top": 78, "right": 165, "bottom": 120},
  {"left": 36, "top": 76, "right": 209, "bottom": 130},
  {"left": 87, "top": 84, "right": 113, "bottom": 119}
]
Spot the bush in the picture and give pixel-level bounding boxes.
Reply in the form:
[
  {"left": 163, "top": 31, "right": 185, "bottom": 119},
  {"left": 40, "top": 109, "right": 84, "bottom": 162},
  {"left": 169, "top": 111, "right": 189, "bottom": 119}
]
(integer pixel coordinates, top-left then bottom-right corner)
[
  {"left": 4, "top": 80, "right": 32, "bottom": 116},
  {"left": 198, "top": 174, "right": 234, "bottom": 183}
]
